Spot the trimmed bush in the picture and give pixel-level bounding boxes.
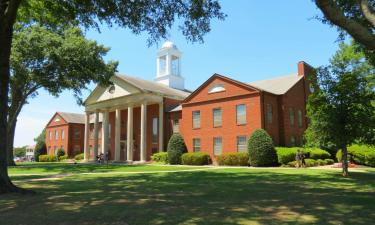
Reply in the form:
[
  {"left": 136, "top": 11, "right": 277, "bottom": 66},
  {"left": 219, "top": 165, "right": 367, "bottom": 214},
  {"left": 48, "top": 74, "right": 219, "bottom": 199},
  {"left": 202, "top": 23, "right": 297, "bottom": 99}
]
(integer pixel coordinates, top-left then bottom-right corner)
[
  {"left": 336, "top": 145, "right": 375, "bottom": 167},
  {"left": 59, "top": 155, "right": 68, "bottom": 161},
  {"left": 276, "top": 147, "right": 331, "bottom": 165},
  {"left": 181, "top": 152, "right": 211, "bottom": 165},
  {"left": 74, "top": 153, "right": 84, "bottom": 161},
  {"left": 305, "top": 159, "right": 317, "bottom": 167},
  {"left": 316, "top": 159, "right": 325, "bottom": 166},
  {"left": 151, "top": 152, "right": 168, "bottom": 164},
  {"left": 167, "top": 134, "right": 187, "bottom": 165},
  {"left": 324, "top": 158, "right": 334, "bottom": 165},
  {"left": 287, "top": 161, "right": 298, "bottom": 167},
  {"left": 39, "top": 154, "right": 57, "bottom": 162},
  {"left": 247, "top": 129, "right": 278, "bottom": 166},
  {"left": 217, "top": 152, "right": 249, "bottom": 166},
  {"left": 56, "top": 149, "right": 65, "bottom": 160}
]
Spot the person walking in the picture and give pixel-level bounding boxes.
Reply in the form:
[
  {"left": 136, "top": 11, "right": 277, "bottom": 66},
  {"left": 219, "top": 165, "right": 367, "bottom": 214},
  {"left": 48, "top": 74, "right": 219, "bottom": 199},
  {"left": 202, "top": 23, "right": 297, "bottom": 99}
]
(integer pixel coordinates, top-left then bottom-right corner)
[{"left": 295, "top": 150, "right": 301, "bottom": 168}]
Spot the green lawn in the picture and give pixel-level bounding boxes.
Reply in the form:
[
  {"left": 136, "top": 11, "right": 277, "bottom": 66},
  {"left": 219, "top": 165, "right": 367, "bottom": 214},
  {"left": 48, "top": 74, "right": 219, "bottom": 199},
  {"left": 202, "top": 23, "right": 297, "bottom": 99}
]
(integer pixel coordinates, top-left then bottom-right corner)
[{"left": 1, "top": 164, "right": 375, "bottom": 225}]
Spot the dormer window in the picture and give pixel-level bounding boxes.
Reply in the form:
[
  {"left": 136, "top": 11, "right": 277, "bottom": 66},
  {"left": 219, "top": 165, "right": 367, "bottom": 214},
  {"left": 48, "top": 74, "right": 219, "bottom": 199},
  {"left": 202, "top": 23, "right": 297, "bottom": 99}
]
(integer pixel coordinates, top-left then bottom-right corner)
[
  {"left": 54, "top": 117, "right": 60, "bottom": 122},
  {"left": 108, "top": 85, "right": 115, "bottom": 94},
  {"left": 208, "top": 84, "right": 225, "bottom": 93}
]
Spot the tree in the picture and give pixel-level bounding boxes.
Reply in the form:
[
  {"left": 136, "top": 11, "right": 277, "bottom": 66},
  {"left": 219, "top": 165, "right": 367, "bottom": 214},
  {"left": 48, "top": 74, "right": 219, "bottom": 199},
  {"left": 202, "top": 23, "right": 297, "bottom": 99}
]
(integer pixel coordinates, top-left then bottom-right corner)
[
  {"left": 314, "top": 0, "right": 375, "bottom": 65},
  {"left": 167, "top": 134, "right": 187, "bottom": 165},
  {"left": 6, "top": 24, "right": 117, "bottom": 166},
  {"left": 0, "top": 0, "right": 224, "bottom": 194},
  {"left": 247, "top": 129, "right": 278, "bottom": 167},
  {"left": 13, "top": 146, "right": 26, "bottom": 158},
  {"left": 306, "top": 41, "right": 375, "bottom": 176},
  {"left": 33, "top": 129, "right": 46, "bottom": 162}
]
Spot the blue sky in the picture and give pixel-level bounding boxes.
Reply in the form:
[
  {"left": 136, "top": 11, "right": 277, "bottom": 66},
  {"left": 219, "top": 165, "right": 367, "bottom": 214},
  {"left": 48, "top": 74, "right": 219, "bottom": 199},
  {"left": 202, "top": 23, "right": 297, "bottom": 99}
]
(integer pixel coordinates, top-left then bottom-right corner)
[{"left": 15, "top": 0, "right": 341, "bottom": 147}]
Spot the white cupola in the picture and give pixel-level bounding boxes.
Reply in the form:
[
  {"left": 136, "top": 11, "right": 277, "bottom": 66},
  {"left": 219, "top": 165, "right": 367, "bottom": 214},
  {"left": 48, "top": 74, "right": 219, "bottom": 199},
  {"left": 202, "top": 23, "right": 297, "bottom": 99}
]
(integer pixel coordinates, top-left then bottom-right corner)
[{"left": 155, "top": 41, "right": 185, "bottom": 90}]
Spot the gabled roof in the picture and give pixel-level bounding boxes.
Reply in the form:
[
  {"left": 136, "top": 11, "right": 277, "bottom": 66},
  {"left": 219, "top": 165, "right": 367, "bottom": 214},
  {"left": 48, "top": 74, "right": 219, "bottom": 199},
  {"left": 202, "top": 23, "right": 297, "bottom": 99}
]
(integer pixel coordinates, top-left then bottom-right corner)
[
  {"left": 248, "top": 73, "right": 303, "bottom": 95},
  {"left": 117, "top": 74, "right": 191, "bottom": 99},
  {"left": 168, "top": 104, "right": 182, "bottom": 112},
  {"left": 183, "top": 73, "right": 261, "bottom": 103},
  {"left": 57, "top": 112, "right": 85, "bottom": 124}
]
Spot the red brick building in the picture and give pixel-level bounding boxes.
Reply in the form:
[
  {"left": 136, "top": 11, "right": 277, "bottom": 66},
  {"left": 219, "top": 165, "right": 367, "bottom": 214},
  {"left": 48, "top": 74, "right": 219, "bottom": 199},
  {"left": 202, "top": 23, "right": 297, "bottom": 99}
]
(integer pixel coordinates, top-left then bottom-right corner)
[
  {"left": 179, "top": 61, "right": 314, "bottom": 159},
  {"left": 45, "top": 112, "right": 86, "bottom": 157}
]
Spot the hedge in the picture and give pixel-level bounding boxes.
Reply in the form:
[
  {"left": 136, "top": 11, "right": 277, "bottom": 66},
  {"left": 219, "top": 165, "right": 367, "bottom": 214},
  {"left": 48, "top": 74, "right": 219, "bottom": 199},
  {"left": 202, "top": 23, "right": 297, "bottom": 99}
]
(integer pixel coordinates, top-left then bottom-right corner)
[
  {"left": 248, "top": 129, "right": 278, "bottom": 166},
  {"left": 276, "top": 147, "right": 331, "bottom": 165},
  {"left": 39, "top": 154, "right": 57, "bottom": 162},
  {"left": 217, "top": 152, "right": 249, "bottom": 166},
  {"left": 181, "top": 152, "right": 211, "bottom": 165},
  {"left": 74, "top": 153, "right": 84, "bottom": 161},
  {"left": 336, "top": 145, "right": 375, "bottom": 167},
  {"left": 151, "top": 152, "right": 168, "bottom": 164},
  {"left": 286, "top": 158, "right": 334, "bottom": 167},
  {"left": 59, "top": 155, "right": 68, "bottom": 161}
]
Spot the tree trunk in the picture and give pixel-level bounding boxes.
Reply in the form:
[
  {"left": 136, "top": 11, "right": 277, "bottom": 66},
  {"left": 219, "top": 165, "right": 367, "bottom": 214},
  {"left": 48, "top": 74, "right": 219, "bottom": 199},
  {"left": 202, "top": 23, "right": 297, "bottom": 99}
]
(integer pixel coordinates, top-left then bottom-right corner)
[
  {"left": 0, "top": 2, "right": 34, "bottom": 193},
  {"left": 7, "top": 118, "right": 17, "bottom": 166},
  {"left": 341, "top": 145, "right": 349, "bottom": 177}
]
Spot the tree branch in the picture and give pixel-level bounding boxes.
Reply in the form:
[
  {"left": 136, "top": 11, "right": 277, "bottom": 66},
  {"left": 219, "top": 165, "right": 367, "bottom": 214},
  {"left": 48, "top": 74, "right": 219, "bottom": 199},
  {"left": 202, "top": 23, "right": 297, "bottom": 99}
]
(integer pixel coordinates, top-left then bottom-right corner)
[
  {"left": 360, "top": 0, "right": 375, "bottom": 27},
  {"left": 3, "top": 0, "right": 21, "bottom": 26},
  {"left": 315, "top": 0, "right": 375, "bottom": 50}
]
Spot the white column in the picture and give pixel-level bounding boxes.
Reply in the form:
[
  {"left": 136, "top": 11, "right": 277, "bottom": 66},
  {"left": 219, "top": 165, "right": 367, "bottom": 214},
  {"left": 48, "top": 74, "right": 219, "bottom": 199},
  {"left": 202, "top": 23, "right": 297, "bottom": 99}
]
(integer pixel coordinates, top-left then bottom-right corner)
[
  {"left": 103, "top": 110, "right": 109, "bottom": 159},
  {"left": 101, "top": 113, "right": 105, "bottom": 154},
  {"left": 166, "top": 54, "right": 171, "bottom": 75},
  {"left": 156, "top": 57, "right": 160, "bottom": 77},
  {"left": 114, "top": 108, "right": 121, "bottom": 161},
  {"left": 127, "top": 105, "right": 134, "bottom": 162},
  {"left": 140, "top": 102, "right": 147, "bottom": 162},
  {"left": 158, "top": 102, "right": 164, "bottom": 152},
  {"left": 83, "top": 112, "right": 90, "bottom": 161},
  {"left": 93, "top": 111, "right": 99, "bottom": 158}
]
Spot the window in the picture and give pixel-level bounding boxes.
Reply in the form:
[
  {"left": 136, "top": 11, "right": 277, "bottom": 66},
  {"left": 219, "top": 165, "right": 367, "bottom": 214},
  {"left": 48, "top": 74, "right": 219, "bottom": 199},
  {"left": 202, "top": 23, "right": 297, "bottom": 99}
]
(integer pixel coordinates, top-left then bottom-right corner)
[
  {"left": 47, "top": 146, "right": 51, "bottom": 154},
  {"left": 74, "top": 129, "right": 81, "bottom": 139},
  {"left": 266, "top": 104, "right": 273, "bottom": 124},
  {"left": 192, "top": 111, "right": 201, "bottom": 129},
  {"left": 89, "top": 124, "right": 94, "bottom": 139},
  {"left": 237, "top": 136, "right": 247, "bottom": 152},
  {"left": 61, "top": 129, "right": 65, "bottom": 140},
  {"left": 61, "top": 146, "right": 64, "bottom": 150},
  {"left": 152, "top": 118, "right": 158, "bottom": 144},
  {"left": 290, "top": 136, "right": 296, "bottom": 146},
  {"left": 208, "top": 84, "right": 225, "bottom": 93},
  {"left": 236, "top": 104, "right": 246, "bottom": 125},
  {"left": 173, "top": 119, "right": 180, "bottom": 133},
  {"left": 193, "top": 138, "right": 201, "bottom": 152},
  {"left": 213, "top": 108, "right": 222, "bottom": 127},
  {"left": 55, "top": 130, "right": 59, "bottom": 140},
  {"left": 289, "top": 108, "right": 295, "bottom": 127},
  {"left": 49, "top": 131, "right": 52, "bottom": 140},
  {"left": 297, "top": 110, "right": 303, "bottom": 128},
  {"left": 213, "top": 137, "right": 222, "bottom": 155}
]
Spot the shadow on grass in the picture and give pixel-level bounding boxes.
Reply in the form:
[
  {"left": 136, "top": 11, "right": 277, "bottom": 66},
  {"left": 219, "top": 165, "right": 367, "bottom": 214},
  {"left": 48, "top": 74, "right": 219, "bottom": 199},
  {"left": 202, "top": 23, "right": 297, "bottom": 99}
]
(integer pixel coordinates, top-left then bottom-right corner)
[{"left": 1, "top": 169, "right": 375, "bottom": 225}]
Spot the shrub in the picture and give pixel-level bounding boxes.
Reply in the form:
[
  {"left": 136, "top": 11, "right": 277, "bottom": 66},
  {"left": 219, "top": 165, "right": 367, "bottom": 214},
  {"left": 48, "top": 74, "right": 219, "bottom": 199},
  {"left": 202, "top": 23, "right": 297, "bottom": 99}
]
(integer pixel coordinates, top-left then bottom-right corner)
[
  {"left": 56, "top": 149, "right": 65, "bottom": 159},
  {"left": 151, "top": 152, "right": 168, "bottom": 164},
  {"left": 309, "top": 148, "right": 331, "bottom": 160},
  {"left": 287, "top": 160, "right": 297, "bottom": 167},
  {"left": 217, "top": 152, "right": 249, "bottom": 166},
  {"left": 247, "top": 129, "right": 278, "bottom": 166},
  {"left": 305, "top": 159, "right": 317, "bottom": 167},
  {"left": 181, "top": 152, "right": 211, "bottom": 165},
  {"left": 275, "top": 147, "right": 331, "bottom": 165},
  {"left": 167, "top": 134, "right": 187, "bottom": 165},
  {"left": 39, "top": 154, "right": 57, "bottom": 162},
  {"left": 316, "top": 159, "right": 326, "bottom": 166},
  {"left": 59, "top": 155, "right": 68, "bottom": 161},
  {"left": 34, "top": 146, "right": 46, "bottom": 162},
  {"left": 74, "top": 153, "right": 84, "bottom": 161},
  {"left": 324, "top": 158, "right": 334, "bottom": 165},
  {"left": 337, "top": 145, "right": 375, "bottom": 167}
]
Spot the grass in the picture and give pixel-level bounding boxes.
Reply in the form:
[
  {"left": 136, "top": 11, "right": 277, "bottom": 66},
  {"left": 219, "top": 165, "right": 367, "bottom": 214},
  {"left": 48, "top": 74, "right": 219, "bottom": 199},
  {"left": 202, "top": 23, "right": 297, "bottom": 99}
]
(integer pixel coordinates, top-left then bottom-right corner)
[{"left": 1, "top": 163, "right": 375, "bottom": 225}]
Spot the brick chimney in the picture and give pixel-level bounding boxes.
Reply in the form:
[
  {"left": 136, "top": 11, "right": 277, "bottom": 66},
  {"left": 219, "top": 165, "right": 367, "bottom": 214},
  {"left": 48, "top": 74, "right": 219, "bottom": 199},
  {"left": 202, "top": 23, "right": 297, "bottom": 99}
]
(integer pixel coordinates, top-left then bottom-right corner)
[{"left": 298, "top": 61, "right": 314, "bottom": 76}]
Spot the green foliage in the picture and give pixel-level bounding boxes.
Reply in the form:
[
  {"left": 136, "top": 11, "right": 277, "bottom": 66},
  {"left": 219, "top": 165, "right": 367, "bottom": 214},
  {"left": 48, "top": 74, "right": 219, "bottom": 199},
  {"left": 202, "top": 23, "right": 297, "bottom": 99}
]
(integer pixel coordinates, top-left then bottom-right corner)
[
  {"left": 13, "top": 146, "right": 26, "bottom": 157},
  {"left": 247, "top": 129, "right": 278, "bottom": 166},
  {"left": 276, "top": 147, "right": 331, "bottom": 165},
  {"left": 39, "top": 155, "right": 57, "bottom": 162},
  {"left": 34, "top": 129, "right": 46, "bottom": 162},
  {"left": 56, "top": 149, "right": 65, "bottom": 159},
  {"left": 324, "top": 159, "right": 335, "bottom": 165},
  {"left": 336, "top": 145, "right": 375, "bottom": 167},
  {"left": 167, "top": 134, "right": 187, "bottom": 165},
  {"left": 151, "top": 152, "right": 168, "bottom": 164},
  {"left": 217, "top": 152, "right": 249, "bottom": 166},
  {"left": 74, "top": 153, "right": 84, "bottom": 161},
  {"left": 181, "top": 152, "right": 211, "bottom": 165},
  {"left": 58, "top": 155, "right": 68, "bottom": 161}
]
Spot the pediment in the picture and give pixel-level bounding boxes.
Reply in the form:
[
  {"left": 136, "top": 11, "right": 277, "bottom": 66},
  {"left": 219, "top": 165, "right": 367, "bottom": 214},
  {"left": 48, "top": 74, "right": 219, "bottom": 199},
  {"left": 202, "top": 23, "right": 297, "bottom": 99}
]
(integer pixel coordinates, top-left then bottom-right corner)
[{"left": 84, "top": 76, "right": 141, "bottom": 105}]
